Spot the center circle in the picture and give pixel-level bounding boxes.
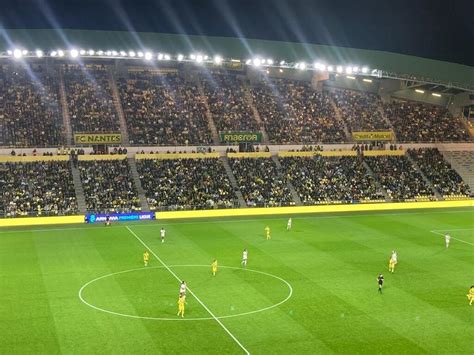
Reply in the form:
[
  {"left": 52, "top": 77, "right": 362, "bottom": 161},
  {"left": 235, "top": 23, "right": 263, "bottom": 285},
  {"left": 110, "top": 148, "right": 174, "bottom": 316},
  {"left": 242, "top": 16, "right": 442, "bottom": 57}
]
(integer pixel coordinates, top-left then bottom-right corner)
[{"left": 78, "top": 265, "right": 293, "bottom": 321}]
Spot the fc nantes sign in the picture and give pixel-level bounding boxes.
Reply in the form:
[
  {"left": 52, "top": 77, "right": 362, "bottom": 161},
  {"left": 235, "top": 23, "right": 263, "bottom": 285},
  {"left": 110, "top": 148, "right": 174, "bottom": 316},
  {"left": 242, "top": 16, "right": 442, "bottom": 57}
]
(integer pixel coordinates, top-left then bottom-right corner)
[
  {"left": 219, "top": 132, "right": 263, "bottom": 143},
  {"left": 352, "top": 131, "right": 393, "bottom": 141},
  {"left": 74, "top": 133, "right": 122, "bottom": 144}
]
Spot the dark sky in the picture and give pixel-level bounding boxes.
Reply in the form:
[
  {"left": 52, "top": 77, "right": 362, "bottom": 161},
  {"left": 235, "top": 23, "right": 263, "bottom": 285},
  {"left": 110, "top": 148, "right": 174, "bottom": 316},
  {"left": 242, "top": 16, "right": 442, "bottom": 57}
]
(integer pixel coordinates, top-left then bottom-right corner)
[{"left": 0, "top": 0, "right": 472, "bottom": 66}]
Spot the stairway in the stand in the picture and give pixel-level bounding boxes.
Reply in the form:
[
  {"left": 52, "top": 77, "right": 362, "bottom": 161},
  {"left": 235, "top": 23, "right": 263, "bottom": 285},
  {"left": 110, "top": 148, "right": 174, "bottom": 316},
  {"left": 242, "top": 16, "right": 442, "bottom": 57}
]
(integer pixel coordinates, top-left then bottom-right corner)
[
  {"left": 58, "top": 67, "right": 73, "bottom": 146},
  {"left": 243, "top": 85, "right": 270, "bottom": 144},
  {"left": 441, "top": 151, "right": 474, "bottom": 189},
  {"left": 128, "top": 158, "right": 149, "bottom": 211},
  {"left": 377, "top": 105, "right": 398, "bottom": 142},
  {"left": 328, "top": 95, "right": 352, "bottom": 143},
  {"left": 220, "top": 156, "right": 247, "bottom": 208},
  {"left": 197, "top": 83, "right": 220, "bottom": 144},
  {"left": 271, "top": 155, "right": 302, "bottom": 206},
  {"left": 362, "top": 159, "right": 391, "bottom": 201},
  {"left": 405, "top": 153, "right": 443, "bottom": 200},
  {"left": 70, "top": 162, "right": 87, "bottom": 213},
  {"left": 108, "top": 69, "right": 130, "bottom": 145}
]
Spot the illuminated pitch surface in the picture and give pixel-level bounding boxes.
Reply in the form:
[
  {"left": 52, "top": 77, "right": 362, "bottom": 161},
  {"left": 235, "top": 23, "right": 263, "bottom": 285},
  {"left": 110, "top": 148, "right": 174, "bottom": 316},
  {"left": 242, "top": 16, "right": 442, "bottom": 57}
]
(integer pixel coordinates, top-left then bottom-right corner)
[{"left": 0, "top": 208, "right": 472, "bottom": 353}]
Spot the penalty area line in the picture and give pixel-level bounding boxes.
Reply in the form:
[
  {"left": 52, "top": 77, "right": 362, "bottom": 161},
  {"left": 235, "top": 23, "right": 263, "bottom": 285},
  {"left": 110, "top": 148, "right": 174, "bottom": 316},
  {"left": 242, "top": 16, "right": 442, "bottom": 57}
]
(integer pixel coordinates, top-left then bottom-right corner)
[
  {"left": 429, "top": 230, "right": 474, "bottom": 246},
  {"left": 125, "top": 226, "right": 250, "bottom": 355}
]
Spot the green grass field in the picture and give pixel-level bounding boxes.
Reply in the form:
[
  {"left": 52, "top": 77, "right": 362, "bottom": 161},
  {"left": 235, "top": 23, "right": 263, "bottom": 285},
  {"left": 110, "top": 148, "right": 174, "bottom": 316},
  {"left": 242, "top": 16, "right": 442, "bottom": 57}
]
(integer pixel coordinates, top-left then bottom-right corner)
[{"left": 1, "top": 208, "right": 473, "bottom": 354}]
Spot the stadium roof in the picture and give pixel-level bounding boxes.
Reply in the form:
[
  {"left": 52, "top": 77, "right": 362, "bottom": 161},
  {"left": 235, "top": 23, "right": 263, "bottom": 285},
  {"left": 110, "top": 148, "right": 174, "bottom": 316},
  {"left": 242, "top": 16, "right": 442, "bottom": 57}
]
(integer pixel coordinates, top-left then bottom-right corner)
[{"left": 1, "top": 29, "right": 473, "bottom": 89}]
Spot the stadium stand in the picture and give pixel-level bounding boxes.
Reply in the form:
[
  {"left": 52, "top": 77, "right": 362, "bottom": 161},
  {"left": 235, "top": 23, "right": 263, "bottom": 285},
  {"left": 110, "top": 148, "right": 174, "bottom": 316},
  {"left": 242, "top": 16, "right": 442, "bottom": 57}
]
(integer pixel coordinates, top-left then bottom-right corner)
[
  {"left": 332, "top": 89, "right": 389, "bottom": 132},
  {"left": 408, "top": 148, "right": 471, "bottom": 197},
  {"left": 118, "top": 71, "right": 212, "bottom": 145},
  {"left": 201, "top": 72, "right": 260, "bottom": 132},
  {"left": 0, "top": 161, "right": 78, "bottom": 217},
  {"left": 78, "top": 159, "right": 141, "bottom": 213},
  {"left": 384, "top": 101, "right": 470, "bottom": 142},
  {"left": 251, "top": 79, "right": 345, "bottom": 143},
  {"left": 137, "top": 157, "right": 238, "bottom": 210},
  {"left": 280, "top": 155, "right": 384, "bottom": 204},
  {"left": 0, "top": 64, "right": 64, "bottom": 147},
  {"left": 228, "top": 157, "right": 293, "bottom": 207},
  {"left": 365, "top": 155, "right": 435, "bottom": 201},
  {"left": 63, "top": 65, "right": 120, "bottom": 133}
]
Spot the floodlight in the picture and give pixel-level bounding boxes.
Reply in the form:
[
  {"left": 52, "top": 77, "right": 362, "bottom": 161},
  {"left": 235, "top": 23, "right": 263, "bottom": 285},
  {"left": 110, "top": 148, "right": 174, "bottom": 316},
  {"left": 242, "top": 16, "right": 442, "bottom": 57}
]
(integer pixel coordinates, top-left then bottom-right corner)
[
  {"left": 164, "top": 54, "right": 170, "bottom": 60},
  {"left": 120, "top": 51, "right": 127, "bottom": 56},
  {"left": 279, "top": 69, "right": 283, "bottom": 73},
  {"left": 204, "top": 55, "right": 208, "bottom": 60},
  {"left": 363, "top": 78, "right": 372, "bottom": 83},
  {"left": 157, "top": 53, "right": 164, "bottom": 60},
  {"left": 70, "top": 49, "right": 79, "bottom": 58},
  {"left": 347, "top": 76, "right": 356, "bottom": 80},
  {"left": 177, "top": 54, "right": 184, "bottom": 61},
  {"left": 97, "top": 50, "right": 104, "bottom": 55},
  {"left": 22, "top": 50, "right": 28, "bottom": 55},
  {"left": 327, "top": 65, "right": 334, "bottom": 72},
  {"left": 267, "top": 59, "right": 274, "bottom": 65},
  {"left": 214, "top": 55, "right": 222, "bottom": 64},
  {"left": 336, "top": 66, "right": 343, "bottom": 73},
  {"left": 280, "top": 60, "right": 285, "bottom": 65},
  {"left": 129, "top": 51, "right": 136, "bottom": 57},
  {"left": 352, "top": 66, "right": 359, "bottom": 73},
  {"left": 36, "top": 49, "right": 43, "bottom": 58},
  {"left": 245, "top": 59, "right": 251, "bottom": 65},
  {"left": 58, "top": 50, "right": 64, "bottom": 57},
  {"left": 299, "top": 62, "right": 307, "bottom": 70},
  {"left": 190, "top": 54, "right": 196, "bottom": 60},
  {"left": 261, "top": 59, "right": 266, "bottom": 65},
  {"left": 106, "top": 51, "right": 112, "bottom": 56},
  {"left": 13, "top": 49, "right": 22, "bottom": 58},
  {"left": 79, "top": 50, "right": 86, "bottom": 55},
  {"left": 50, "top": 51, "right": 57, "bottom": 57},
  {"left": 112, "top": 51, "right": 118, "bottom": 56},
  {"left": 88, "top": 49, "right": 95, "bottom": 55},
  {"left": 432, "top": 93, "right": 441, "bottom": 97},
  {"left": 415, "top": 89, "right": 425, "bottom": 94},
  {"left": 361, "top": 67, "right": 369, "bottom": 74},
  {"left": 137, "top": 51, "right": 144, "bottom": 57},
  {"left": 345, "top": 66, "right": 352, "bottom": 74},
  {"left": 253, "top": 58, "right": 261, "bottom": 66},
  {"left": 7, "top": 50, "right": 12, "bottom": 55},
  {"left": 145, "top": 52, "right": 152, "bottom": 60}
]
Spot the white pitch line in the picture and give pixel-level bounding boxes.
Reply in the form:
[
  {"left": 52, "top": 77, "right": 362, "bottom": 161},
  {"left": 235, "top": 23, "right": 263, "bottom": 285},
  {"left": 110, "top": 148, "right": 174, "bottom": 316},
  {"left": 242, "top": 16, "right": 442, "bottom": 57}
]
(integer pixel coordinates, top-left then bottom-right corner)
[
  {"left": 0, "top": 208, "right": 472, "bottom": 234},
  {"left": 429, "top": 230, "right": 474, "bottom": 246},
  {"left": 126, "top": 226, "right": 250, "bottom": 355}
]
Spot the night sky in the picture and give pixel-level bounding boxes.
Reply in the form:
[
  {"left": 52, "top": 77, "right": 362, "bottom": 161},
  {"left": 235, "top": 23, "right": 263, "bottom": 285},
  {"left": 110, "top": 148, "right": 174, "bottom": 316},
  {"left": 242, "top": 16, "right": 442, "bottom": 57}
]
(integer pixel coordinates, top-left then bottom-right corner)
[{"left": 0, "top": 0, "right": 472, "bottom": 66}]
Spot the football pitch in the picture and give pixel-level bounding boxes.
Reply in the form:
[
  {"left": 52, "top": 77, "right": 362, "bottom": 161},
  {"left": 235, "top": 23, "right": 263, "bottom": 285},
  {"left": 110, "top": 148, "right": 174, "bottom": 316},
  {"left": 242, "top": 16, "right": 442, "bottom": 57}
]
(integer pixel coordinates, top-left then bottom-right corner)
[{"left": 0, "top": 208, "right": 473, "bottom": 354}]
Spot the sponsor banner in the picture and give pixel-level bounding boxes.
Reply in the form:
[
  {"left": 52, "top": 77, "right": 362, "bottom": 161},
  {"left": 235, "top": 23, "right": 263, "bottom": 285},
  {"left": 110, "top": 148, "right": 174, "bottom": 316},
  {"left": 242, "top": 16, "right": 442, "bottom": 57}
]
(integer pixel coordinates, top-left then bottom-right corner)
[
  {"left": 219, "top": 132, "right": 262, "bottom": 143},
  {"left": 74, "top": 133, "right": 122, "bottom": 144},
  {"left": 85, "top": 212, "right": 155, "bottom": 224},
  {"left": 352, "top": 131, "right": 393, "bottom": 141}
]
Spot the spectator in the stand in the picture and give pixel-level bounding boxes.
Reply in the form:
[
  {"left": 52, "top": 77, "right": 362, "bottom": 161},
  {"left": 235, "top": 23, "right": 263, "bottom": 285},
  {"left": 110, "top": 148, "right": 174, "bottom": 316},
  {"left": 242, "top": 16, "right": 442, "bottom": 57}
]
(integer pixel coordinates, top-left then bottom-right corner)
[
  {"left": 137, "top": 158, "right": 237, "bottom": 210},
  {"left": 408, "top": 148, "right": 471, "bottom": 196},
  {"left": 0, "top": 161, "right": 78, "bottom": 217},
  {"left": 64, "top": 65, "right": 119, "bottom": 133},
  {"left": 384, "top": 101, "right": 469, "bottom": 142},
  {"left": 0, "top": 64, "right": 64, "bottom": 147},
  {"left": 229, "top": 157, "right": 293, "bottom": 207},
  {"left": 79, "top": 159, "right": 140, "bottom": 213}
]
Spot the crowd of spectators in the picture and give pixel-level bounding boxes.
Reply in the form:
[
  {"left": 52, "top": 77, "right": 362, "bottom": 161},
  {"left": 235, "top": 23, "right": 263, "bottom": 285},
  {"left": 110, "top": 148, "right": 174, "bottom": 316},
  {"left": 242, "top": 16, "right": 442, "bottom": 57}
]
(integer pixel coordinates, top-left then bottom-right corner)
[
  {"left": 0, "top": 161, "right": 77, "bottom": 217},
  {"left": 202, "top": 72, "right": 260, "bottom": 132},
  {"left": 251, "top": 79, "right": 345, "bottom": 143},
  {"left": 332, "top": 89, "right": 389, "bottom": 132},
  {"left": 118, "top": 71, "right": 212, "bottom": 145},
  {"left": 384, "top": 101, "right": 470, "bottom": 142},
  {"left": 408, "top": 148, "right": 471, "bottom": 196},
  {"left": 137, "top": 158, "right": 237, "bottom": 210},
  {"left": 0, "top": 64, "right": 64, "bottom": 146},
  {"left": 229, "top": 157, "right": 293, "bottom": 207},
  {"left": 64, "top": 65, "right": 120, "bottom": 133},
  {"left": 280, "top": 156, "right": 383, "bottom": 204},
  {"left": 365, "top": 156, "right": 434, "bottom": 201},
  {"left": 79, "top": 159, "right": 140, "bottom": 213}
]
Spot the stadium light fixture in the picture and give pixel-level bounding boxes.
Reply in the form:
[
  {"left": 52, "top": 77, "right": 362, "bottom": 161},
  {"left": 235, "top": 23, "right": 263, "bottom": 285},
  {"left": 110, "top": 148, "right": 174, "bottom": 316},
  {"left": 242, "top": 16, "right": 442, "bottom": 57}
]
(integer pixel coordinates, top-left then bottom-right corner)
[
  {"left": 214, "top": 55, "right": 222, "bottom": 64},
  {"left": 129, "top": 51, "right": 136, "bottom": 57},
  {"left": 58, "top": 50, "right": 64, "bottom": 57},
  {"left": 106, "top": 50, "right": 112, "bottom": 56},
  {"left": 120, "top": 51, "right": 127, "bottom": 56},
  {"left": 35, "top": 49, "right": 43, "bottom": 58},
  {"left": 231, "top": 59, "right": 241, "bottom": 63},
  {"left": 196, "top": 54, "right": 203, "bottom": 63},
  {"left": 70, "top": 49, "right": 79, "bottom": 58},
  {"left": 88, "top": 49, "right": 95, "bottom": 56},
  {"left": 50, "top": 51, "right": 57, "bottom": 57},
  {"left": 190, "top": 54, "right": 196, "bottom": 60},
  {"left": 144, "top": 52, "right": 153, "bottom": 60},
  {"left": 432, "top": 93, "right": 441, "bottom": 97},
  {"left": 327, "top": 65, "right": 334, "bottom": 72},
  {"left": 157, "top": 53, "right": 164, "bottom": 60},
  {"left": 164, "top": 54, "right": 170, "bottom": 60},
  {"left": 415, "top": 89, "right": 425, "bottom": 94},
  {"left": 280, "top": 60, "right": 285, "bottom": 65},
  {"left": 361, "top": 67, "right": 369, "bottom": 74},
  {"left": 267, "top": 59, "right": 274, "bottom": 65},
  {"left": 336, "top": 66, "right": 343, "bottom": 73},
  {"left": 363, "top": 78, "right": 372, "bottom": 83},
  {"left": 79, "top": 50, "right": 86, "bottom": 55},
  {"left": 298, "top": 62, "right": 307, "bottom": 70},
  {"left": 253, "top": 58, "right": 261, "bottom": 67},
  {"left": 13, "top": 49, "right": 23, "bottom": 59},
  {"left": 22, "top": 49, "right": 28, "bottom": 55},
  {"left": 177, "top": 54, "right": 184, "bottom": 61},
  {"left": 347, "top": 76, "right": 356, "bottom": 80},
  {"left": 112, "top": 50, "right": 118, "bottom": 56},
  {"left": 352, "top": 66, "right": 359, "bottom": 73},
  {"left": 204, "top": 55, "right": 209, "bottom": 60},
  {"left": 137, "top": 51, "right": 144, "bottom": 58},
  {"left": 245, "top": 59, "right": 252, "bottom": 65},
  {"left": 345, "top": 66, "right": 353, "bottom": 74},
  {"left": 279, "top": 69, "right": 283, "bottom": 73},
  {"left": 7, "top": 50, "right": 12, "bottom": 55},
  {"left": 97, "top": 50, "right": 104, "bottom": 55},
  {"left": 261, "top": 59, "right": 267, "bottom": 65}
]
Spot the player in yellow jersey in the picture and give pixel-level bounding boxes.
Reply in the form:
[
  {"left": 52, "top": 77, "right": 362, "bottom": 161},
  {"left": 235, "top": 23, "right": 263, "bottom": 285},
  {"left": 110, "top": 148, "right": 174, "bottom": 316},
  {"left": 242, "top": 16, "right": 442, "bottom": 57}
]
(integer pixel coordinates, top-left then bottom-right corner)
[
  {"left": 265, "top": 225, "right": 271, "bottom": 240},
  {"left": 177, "top": 294, "right": 186, "bottom": 317},
  {"left": 211, "top": 259, "right": 218, "bottom": 276},
  {"left": 467, "top": 286, "right": 474, "bottom": 306},
  {"left": 143, "top": 251, "right": 149, "bottom": 266},
  {"left": 388, "top": 258, "right": 396, "bottom": 273}
]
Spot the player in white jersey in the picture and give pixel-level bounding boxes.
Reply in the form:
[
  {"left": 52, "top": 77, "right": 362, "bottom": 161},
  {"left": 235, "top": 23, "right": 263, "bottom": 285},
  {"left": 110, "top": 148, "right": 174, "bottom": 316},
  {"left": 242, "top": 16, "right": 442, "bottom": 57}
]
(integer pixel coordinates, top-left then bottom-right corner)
[
  {"left": 445, "top": 234, "right": 451, "bottom": 248},
  {"left": 179, "top": 281, "right": 186, "bottom": 295},
  {"left": 287, "top": 218, "right": 292, "bottom": 231},
  {"left": 160, "top": 228, "right": 166, "bottom": 243},
  {"left": 391, "top": 250, "right": 398, "bottom": 264},
  {"left": 242, "top": 249, "right": 248, "bottom": 267}
]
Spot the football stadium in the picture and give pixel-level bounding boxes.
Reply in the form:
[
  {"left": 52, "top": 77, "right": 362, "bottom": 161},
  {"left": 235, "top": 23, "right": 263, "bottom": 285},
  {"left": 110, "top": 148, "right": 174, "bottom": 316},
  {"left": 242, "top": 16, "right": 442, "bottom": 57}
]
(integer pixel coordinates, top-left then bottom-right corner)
[{"left": 0, "top": 1, "right": 473, "bottom": 353}]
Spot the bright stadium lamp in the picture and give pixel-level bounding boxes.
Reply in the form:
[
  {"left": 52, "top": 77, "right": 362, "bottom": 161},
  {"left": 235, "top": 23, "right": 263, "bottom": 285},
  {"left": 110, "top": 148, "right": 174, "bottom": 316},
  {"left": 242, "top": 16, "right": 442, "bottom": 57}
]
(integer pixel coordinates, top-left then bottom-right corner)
[
  {"left": 214, "top": 55, "right": 222, "bottom": 64},
  {"left": 137, "top": 51, "right": 144, "bottom": 57},
  {"left": 190, "top": 54, "right": 196, "bottom": 60},
  {"left": 253, "top": 58, "right": 261, "bottom": 66},
  {"left": 164, "top": 54, "right": 170, "bottom": 60},
  {"left": 120, "top": 51, "right": 127, "bottom": 56},
  {"left": 88, "top": 49, "right": 95, "bottom": 56},
  {"left": 129, "top": 51, "right": 136, "bottom": 57},
  {"left": 245, "top": 59, "right": 251, "bottom": 65},
  {"left": 204, "top": 55, "right": 209, "bottom": 60},
  {"left": 196, "top": 54, "right": 203, "bottom": 63},
  {"left": 7, "top": 50, "right": 12, "bottom": 55},
  {"left": 105, "top": 50, "right": 112, "bottom": 56},
  {"left": 22, "top": 49, "right": 28, "bottom": 55},
  {"left": 13, "top": 49, "right": 23, "bottom": 58},
  {"left": 346, "top": 66, "right": 353, "bottom": 74},
  {"left": 50, "top": 51, "right": 57, "bottom": 57},
  {"left": 267, "top": 59, "right": 274, "bottom": 65},
  {"left": 145, "top": 52, "right": 152, "bottom": 60},
  {"left": 177, "top": 54, "right": 184, "bottom": 61},
  {"left": 70, "top": 49, "right": 79, "bottom": 58},
  {"left": 157, "top": 53, "right": 164, "bottom": 60},
  {"left": 36, "top": 49, "right": 43, "bottom": 58},
  {"left": 336, "top": 66, "right": 343, "bottom": 73},
  {"left": 79, "top": 49, "right": 86, "bottom": 55},
  {"left": 352, "top": 66, "right": 359, "bottom": 73},
  {"left": 97, "top": 50, "right": 104, "bottom": 55},
  {"left": 261, "top": 59, "right": 266, "bottom": 65},
  {"left": 112, "top": 50, "right": 118, "bottom": 56},
  {"left": 58, "top": 50, "right": 64, "bottom": 57},
  {"left": 299, "top": 62, "right": 307, "bottom": 70},
  {"left": 361, "top": 67, "right": 369, "bottom": 74},
  {"left": 327, "top": 65, "right": 334, "bottom": 72}
]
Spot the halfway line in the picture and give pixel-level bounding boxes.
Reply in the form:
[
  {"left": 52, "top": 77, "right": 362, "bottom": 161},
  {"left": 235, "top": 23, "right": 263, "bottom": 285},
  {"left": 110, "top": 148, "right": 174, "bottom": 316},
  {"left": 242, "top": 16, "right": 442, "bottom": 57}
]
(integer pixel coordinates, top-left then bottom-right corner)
[{"left": 125, "top": 226, "right": 250, "bottom": 355}]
